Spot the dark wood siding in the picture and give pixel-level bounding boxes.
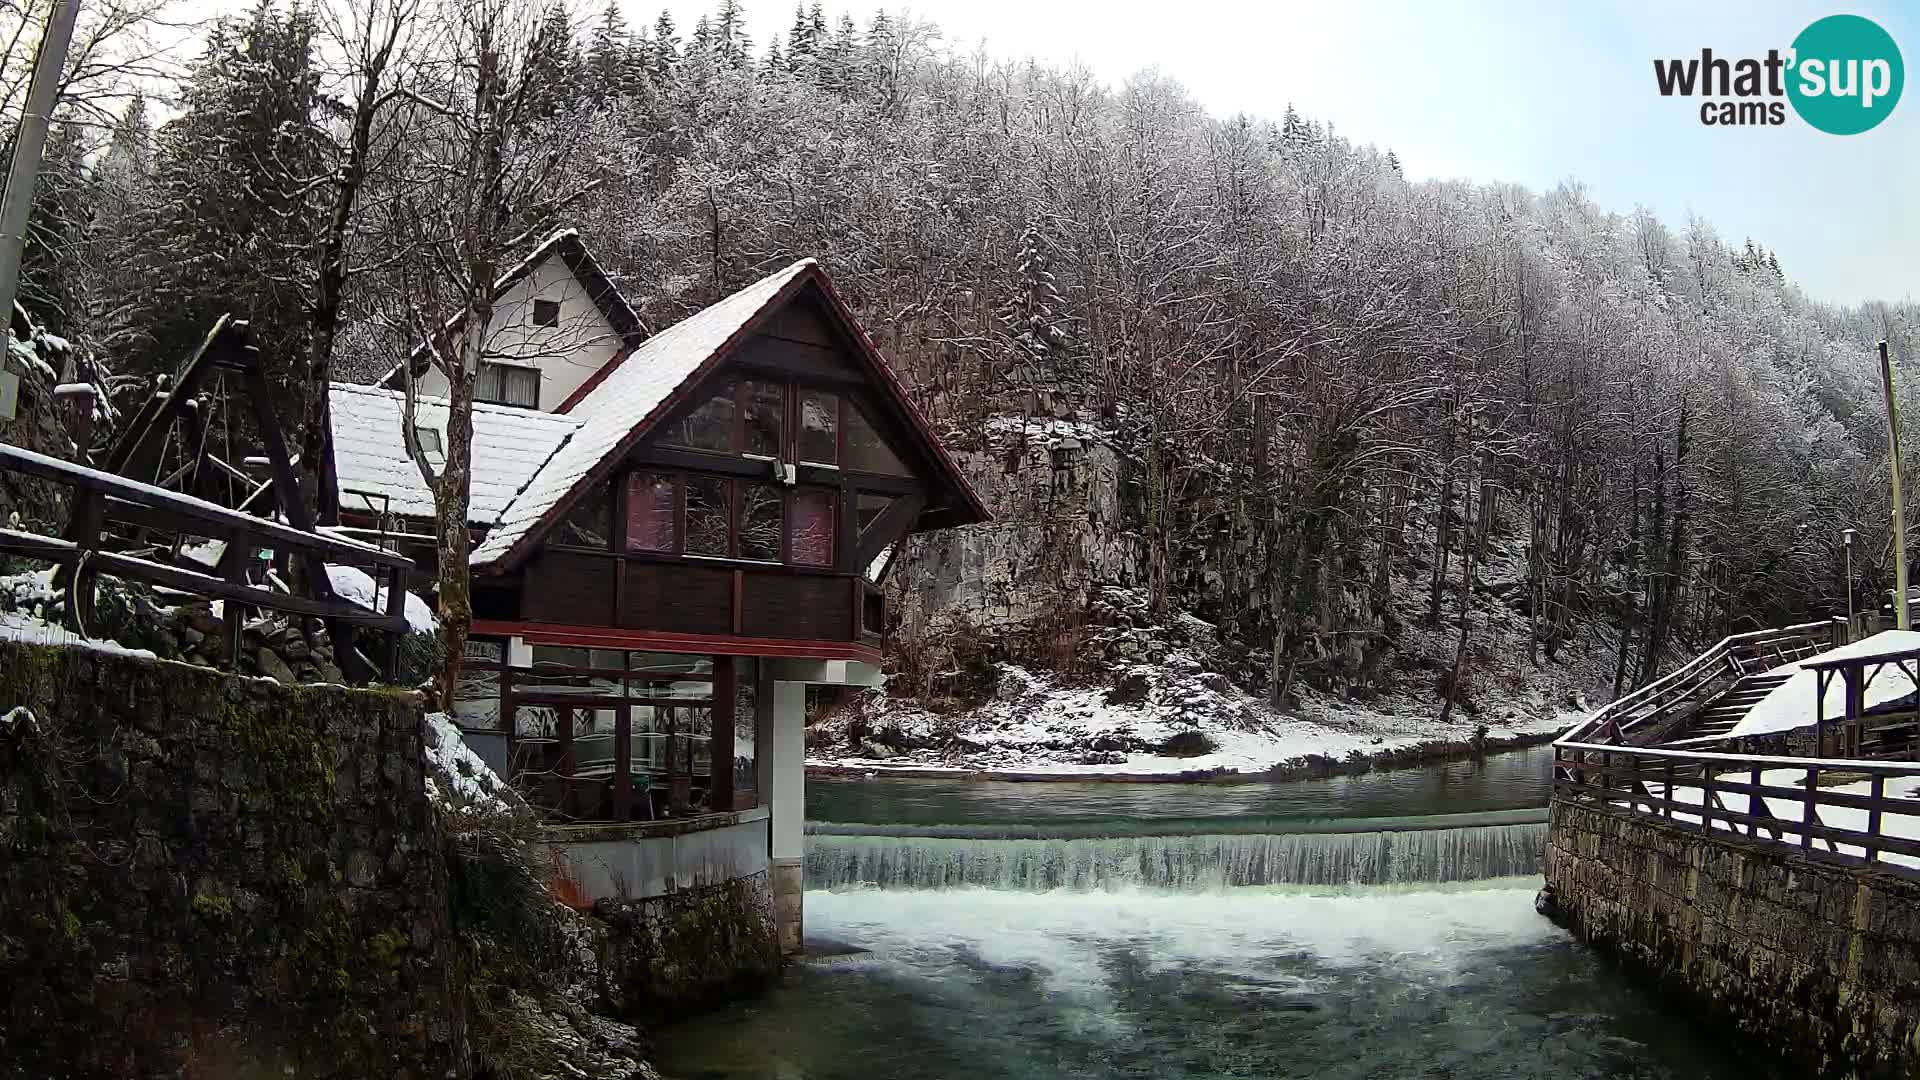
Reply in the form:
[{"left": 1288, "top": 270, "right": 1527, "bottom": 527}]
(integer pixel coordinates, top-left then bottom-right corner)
[
  {"left": 733, "top": 333, "right": 861, "bottom": 382},
  {"left": 741, "top": 569, "right": 851, "bottom": 640},
  {"left": 522, "top": 552, "right": 614, "bottom": 624},
  {"left": 623, "top": 560, "right": 732, "bottom": 635},
  {"left": 760, "top": 300, "right": 838, "bottom": 347}
]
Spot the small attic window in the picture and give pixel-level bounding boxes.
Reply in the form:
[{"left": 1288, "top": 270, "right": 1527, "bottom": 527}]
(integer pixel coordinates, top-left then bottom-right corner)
[
  {"left": 412, "top": 424, "right": 444, "bottom": 458},
  {"left": 531, "top": 299, "right": 561, "bottom": 327}
]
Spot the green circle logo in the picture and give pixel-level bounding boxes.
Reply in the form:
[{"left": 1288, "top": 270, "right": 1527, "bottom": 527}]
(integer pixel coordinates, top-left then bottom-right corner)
[{"left": 1788, "top": 14, "right": 1903, "bottom": 134}]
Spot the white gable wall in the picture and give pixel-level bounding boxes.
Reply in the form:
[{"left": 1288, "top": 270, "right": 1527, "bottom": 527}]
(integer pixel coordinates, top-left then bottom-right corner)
[{"left": 414, "top": 258, "right": 625, "bottom": 411}]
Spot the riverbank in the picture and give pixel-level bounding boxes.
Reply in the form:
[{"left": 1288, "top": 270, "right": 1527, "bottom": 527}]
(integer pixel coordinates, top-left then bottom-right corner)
[
  {"left": 807, "top": 725, "right": 1567, "bottom": 784},
  {"left": 807, "top": 655, "right": 1579, "bottom": 782}
]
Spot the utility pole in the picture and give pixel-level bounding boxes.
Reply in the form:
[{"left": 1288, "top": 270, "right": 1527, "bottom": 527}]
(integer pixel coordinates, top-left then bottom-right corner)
[
  {"left": 1882, "top": 340, "right": 1910, "bottom": 630},
  {"left": 0, "top": 0, "right": 83, "bottom": 332},
  {"left": 1844, "top": 527, "right": 1858, "bottom": 627}
]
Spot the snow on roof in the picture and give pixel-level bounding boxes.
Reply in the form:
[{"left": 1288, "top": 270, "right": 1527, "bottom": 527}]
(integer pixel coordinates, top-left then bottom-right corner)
[
  {"left": 1727, "top": 629, "right": 1920, "bottom": 738},
  {"left": 468, "top": 259, "right": 816, "bottom": 567},
  {"left": 328, "top": 382, "right": 581, "bottom": 525}
]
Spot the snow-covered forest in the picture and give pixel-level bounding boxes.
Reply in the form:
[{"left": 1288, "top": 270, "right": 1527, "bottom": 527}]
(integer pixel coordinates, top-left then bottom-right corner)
[{"left": 9, "top": 0, "right": 1919, "bottom": 727}]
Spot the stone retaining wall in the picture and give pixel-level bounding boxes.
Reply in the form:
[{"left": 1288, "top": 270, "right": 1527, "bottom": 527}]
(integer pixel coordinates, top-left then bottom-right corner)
[
  {"left": 0, "top": 638, "right": 466, "bottom": 1078},
  {"left": 1545, "top": 797, "right": 1920, "bottom": 1079},
  {"left": 593, "top": 872, "right": 783, "bottom": 1021}
]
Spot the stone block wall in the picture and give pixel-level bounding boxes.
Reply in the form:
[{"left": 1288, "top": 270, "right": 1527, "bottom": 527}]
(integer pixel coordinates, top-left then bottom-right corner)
[
  {"left": 593, "top": 872, "right": 783, "bottom": 1021},
  {"left": 0, "top": 638, "right": 467, "bottom": 1079},
  {"left": 1545, "top": 798, "right": 1920, "bottom": 1079}
]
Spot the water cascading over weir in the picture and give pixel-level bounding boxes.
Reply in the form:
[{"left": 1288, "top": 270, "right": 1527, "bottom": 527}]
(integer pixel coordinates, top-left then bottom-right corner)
[{"left": 806, "top": 809, "right": 1548, "bottom": 890}]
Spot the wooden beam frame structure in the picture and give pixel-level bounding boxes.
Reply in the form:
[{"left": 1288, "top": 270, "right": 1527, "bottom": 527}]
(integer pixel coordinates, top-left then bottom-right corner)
[{"left": 0, "top": 441, "right": 414, "bottom": 682}]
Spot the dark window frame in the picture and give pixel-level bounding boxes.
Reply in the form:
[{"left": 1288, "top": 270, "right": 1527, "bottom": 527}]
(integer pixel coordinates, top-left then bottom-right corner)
[
  {"left": 476, "top": 360, "right": 540, "bottom": 409},
  {"left": 659, "top": 376, "right": 914, "bottom": 482},
  {"left": 531, "top": 298, "right": 562, "bottom": 327}
]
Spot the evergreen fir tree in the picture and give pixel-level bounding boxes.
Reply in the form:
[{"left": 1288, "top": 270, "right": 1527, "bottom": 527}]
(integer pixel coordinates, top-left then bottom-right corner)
[
  {"left": 526, "top": 1, "right": 579, "bottom": 112},
  {"left": 586, "top": 0, "right": 628, "bottom": 97},
  {"left": 787, "top": 3, "right": 816, "bottom": 71},
  {"left": 713, "top": 0, "right": 751, "bottom": 68},
  {"left": 17, "top": 119, "right": 96, "bottom": 335},
  {"left": 819, "top": 13, "right": 858, "bottom": 95},
  {"left": 1281, "top": 103, "right": 1310, "bottom": 151},
  {"left": 117, "top": 2, "right": 328, "bottom": 383},
  {"left": 998, "top": 219, "right": 1072, "bottom": 377},
  {"left": 650, "top": 11, "right": 681, "bottom": 81}
]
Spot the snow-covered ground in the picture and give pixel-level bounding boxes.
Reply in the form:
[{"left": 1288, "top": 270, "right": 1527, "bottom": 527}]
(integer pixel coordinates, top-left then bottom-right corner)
[
  {"left": 423, "top": 710, "right": 515, "bottom": 811},
  {"left": 0, "top": 568, "right": 155, "bottom": 657},
  {"left": 808, "top": 654, "right": 1577, "bottom": 778},
  {"left": 1647, "top": 768, "right": 1920, "bottom": 869}
]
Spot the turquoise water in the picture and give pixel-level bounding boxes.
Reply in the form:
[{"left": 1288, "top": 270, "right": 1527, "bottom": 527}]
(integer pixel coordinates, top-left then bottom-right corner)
[
  {"left": 657, "top": 749, "right": 1755, "bottom": 1080},
  {"left": 805, "top": 743, "right": 1558, "bottom": 827}
]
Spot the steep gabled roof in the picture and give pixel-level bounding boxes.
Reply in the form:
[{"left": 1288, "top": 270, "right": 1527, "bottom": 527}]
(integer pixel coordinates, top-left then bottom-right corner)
[
  {"left": 329, "top": 382, "right": 581, "bottom": 525},
  {"left": 378, "top": 229, "right": 646, "bottom": 389},
  {"left": 468, "top": 259, "right": 989, "bottom": 572}
]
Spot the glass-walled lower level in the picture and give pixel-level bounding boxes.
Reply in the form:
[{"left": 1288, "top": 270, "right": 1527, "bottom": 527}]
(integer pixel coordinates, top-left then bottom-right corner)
[{"left": 452, "top": 639, "right": 763, "bottom": 823}]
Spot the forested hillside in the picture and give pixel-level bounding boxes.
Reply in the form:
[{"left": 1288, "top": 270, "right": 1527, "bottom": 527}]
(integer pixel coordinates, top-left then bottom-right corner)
[{"left": 12, "top": 0, "right": 1917, "bottom": 728}]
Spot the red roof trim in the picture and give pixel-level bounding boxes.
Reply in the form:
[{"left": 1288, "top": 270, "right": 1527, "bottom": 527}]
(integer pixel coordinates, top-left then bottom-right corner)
[
  {"left": 553, "top": 342, "right": 632, "bottom": 414},
  {"left": 472, "top": 620, "right": 883, "bottom": 664}
]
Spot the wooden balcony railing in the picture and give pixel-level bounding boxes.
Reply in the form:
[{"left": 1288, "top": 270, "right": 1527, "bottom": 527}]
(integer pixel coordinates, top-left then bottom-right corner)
[{"left": 1553, "top": 740, "right": 1920, "bottom": 878}]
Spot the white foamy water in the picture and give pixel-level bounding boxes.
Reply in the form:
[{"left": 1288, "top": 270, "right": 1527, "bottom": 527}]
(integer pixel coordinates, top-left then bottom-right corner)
[
  {"left": 809, "top": 879, "right": 1561, "bottom": 997},
  {"left": 658, "top": 880, "right": 1735, "bottom": 1079},
  {"left": 807, "top": 822, "right": 1546, "bottom": 889}
]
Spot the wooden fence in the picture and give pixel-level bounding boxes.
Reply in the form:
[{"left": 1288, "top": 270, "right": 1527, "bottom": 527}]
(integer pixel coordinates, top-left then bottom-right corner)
[
  {"left": 1554, "top": 740, "right": 1920, "bottom": 877},
  {"left": 1559, "top": 621, "right": 1838, "bottom": 746}
]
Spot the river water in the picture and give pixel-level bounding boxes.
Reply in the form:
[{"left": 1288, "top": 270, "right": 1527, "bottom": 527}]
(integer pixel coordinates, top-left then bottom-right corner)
[{"left": 658, "top": 747, "right": 1753, "bottom": 1079}]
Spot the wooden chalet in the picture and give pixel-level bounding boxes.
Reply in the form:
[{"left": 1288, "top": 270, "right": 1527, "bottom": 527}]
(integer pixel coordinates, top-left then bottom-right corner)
[{"left": 323, "top": 238, "right": 987, "bottom": 947}]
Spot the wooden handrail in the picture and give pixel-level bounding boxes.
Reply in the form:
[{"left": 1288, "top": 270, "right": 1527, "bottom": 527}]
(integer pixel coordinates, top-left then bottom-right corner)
[
  {"left": 0, "top": 441, "right": 408, "bottom": 567},
  {"left": 0, "top": 442, "right": 419, "bottom": 682},
  {"left": 1558, "top": 621, "right": 1834, "bottom": 746},
  {"left": 1554, "top": 740, "right": 1920, "bottom": 876}
]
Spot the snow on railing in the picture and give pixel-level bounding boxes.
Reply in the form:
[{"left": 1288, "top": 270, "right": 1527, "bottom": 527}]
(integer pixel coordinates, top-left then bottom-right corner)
[
  {"left": 1553, "top": 739, "right": 1920, "bottom": 877},
  {"left": 1556, "top": 621, "right": 1836, "bottom": 747}
]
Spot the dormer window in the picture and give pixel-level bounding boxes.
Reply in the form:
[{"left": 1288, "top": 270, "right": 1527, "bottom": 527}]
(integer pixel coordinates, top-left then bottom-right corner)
[
  {"left": 476, "top": 361, "right": 539, "bottom": 409},
  {"left": 531, "top": 298, "right": 561, "bottom": 327}
]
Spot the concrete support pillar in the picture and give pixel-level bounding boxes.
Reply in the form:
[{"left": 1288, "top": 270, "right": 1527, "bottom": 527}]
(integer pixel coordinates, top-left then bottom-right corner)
[{"left": 768, "top": 679, "right": 806, "bottom": 955}]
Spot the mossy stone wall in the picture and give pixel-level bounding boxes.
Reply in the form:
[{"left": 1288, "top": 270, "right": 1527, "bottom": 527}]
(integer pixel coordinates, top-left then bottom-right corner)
[
  {"left": 594, "top": 872, "right": 783, "bottom": 1021},
  {"left": 0, "top": 639, "right": 468, "bottom": 1079}
]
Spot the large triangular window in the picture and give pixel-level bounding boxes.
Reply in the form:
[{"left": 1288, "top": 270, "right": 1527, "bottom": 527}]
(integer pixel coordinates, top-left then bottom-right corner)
[{"left": 844, "top": 402, "right": 910, "bottom": 477}]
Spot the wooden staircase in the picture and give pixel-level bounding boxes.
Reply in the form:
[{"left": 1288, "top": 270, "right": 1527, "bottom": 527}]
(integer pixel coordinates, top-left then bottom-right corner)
[
  {"left": 1559, "top": 621, "right": 1838, "bottom": 750},
  {"left": 1667, "top": 670, "right": 1795, "bottom": 745}
]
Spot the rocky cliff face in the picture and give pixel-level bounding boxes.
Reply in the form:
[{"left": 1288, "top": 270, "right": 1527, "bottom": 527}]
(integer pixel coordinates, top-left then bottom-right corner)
[{"left": 886, "top": 404, "right": 1618, "bottom": 727}]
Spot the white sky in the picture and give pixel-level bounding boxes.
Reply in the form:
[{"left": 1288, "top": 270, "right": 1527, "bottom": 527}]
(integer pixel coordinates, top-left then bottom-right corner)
[{"left": 642, "top": 0, "right": 1919, "bottom": 307}]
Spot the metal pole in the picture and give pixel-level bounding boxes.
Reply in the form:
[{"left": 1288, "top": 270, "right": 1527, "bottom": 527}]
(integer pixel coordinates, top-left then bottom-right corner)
[
  {"left": 1882, "top": 341, "right": 1911, "bottom": 630},
  {"left": 1845, "top": 528, "right": 1857, "bottom": 632},
  {"left": 0, "top": 0, "right": 83, "bottom": 332}
]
